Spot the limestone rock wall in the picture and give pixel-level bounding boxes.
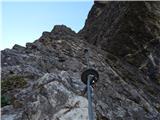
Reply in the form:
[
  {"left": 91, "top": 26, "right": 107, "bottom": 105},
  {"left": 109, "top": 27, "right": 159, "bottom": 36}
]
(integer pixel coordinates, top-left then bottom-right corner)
[{"left": 1, "top": 1, "right": 160, "bottom": 120}]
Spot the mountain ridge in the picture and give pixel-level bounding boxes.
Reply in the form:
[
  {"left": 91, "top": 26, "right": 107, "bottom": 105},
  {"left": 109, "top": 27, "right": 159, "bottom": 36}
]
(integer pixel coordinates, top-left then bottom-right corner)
[{"left": 1, "top": 1, "right": 160, "bottom": 120}]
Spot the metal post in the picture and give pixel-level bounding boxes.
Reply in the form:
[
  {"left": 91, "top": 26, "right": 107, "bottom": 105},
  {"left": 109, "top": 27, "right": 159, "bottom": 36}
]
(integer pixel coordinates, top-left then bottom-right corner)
[
  {"left": 81, "top": 49, "right": 99, "bottom": 119},
  {"left": 87, "top": 75, "right": 94, "bottom": 120}
]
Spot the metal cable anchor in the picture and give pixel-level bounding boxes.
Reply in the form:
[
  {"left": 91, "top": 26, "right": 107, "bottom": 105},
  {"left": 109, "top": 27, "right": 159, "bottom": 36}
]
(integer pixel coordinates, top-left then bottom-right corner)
[{"left": 81, "top": 49, "right": 99, "bottom": 120}]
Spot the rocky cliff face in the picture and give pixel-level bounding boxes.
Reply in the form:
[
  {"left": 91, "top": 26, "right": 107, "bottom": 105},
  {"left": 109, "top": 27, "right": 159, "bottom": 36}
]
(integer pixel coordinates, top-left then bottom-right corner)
[
  {"left": 1, "top": 1, "right": 160, "bottom": 120},
  {"left": 79, "top": 1, "right": 160, "bottom": 67}
]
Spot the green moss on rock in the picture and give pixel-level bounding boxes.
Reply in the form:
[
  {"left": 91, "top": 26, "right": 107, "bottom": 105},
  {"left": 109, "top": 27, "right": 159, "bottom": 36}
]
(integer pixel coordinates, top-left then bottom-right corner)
[
  {"left": 1, "top": 75, "right": 27, "bottom": 94},
  {"left": 1, "top": 95, "right": 11, "bottom": 107}
]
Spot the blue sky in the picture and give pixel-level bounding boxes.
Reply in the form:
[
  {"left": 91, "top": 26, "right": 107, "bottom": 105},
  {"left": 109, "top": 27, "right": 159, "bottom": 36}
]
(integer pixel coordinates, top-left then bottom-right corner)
[{"left": 1, "top": 1, "right": 93, "bottom": 50}]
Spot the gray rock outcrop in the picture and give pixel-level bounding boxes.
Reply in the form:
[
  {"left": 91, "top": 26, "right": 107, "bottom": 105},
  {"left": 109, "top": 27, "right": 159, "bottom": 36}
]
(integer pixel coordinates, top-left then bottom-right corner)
[{"left": 1, "top": 1, "right": 160, "bottom": 120}]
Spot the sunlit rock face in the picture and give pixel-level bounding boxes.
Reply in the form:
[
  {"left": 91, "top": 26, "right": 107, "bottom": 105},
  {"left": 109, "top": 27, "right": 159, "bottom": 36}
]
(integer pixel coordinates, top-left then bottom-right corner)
[{"left": 1, "top": 1, "right": 160, "bottom": 120}]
